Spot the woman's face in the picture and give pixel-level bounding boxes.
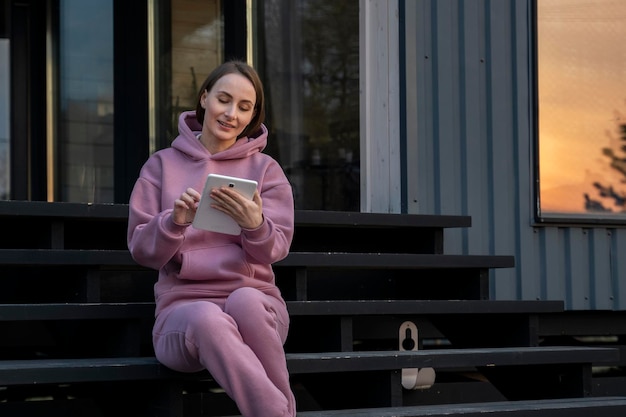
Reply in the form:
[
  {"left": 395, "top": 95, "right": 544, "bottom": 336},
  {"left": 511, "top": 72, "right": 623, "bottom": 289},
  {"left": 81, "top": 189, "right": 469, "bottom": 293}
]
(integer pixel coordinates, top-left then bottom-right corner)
[{"left": 201, "top": 73, "right": 257, "bottom": 148}]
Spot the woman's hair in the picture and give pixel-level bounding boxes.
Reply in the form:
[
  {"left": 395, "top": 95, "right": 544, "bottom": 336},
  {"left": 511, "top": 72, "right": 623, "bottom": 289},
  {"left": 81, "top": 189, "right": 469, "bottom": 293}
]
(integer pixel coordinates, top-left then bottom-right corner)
[{"left": 195, "top": 60, "right": 266, "bottom": 139}]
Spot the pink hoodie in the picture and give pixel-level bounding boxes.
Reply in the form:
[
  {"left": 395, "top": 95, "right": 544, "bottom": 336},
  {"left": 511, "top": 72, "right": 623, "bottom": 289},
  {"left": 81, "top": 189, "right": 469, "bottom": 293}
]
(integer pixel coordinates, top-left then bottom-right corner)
[{"left": 127, "top": 111, "right": 294, "bottom": 316}]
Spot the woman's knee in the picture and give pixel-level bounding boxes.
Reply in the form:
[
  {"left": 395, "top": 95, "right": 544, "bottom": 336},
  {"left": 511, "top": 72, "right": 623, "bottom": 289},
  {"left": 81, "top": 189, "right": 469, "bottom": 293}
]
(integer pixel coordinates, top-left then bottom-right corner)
[
  {"left": 156, "top": 301, "right": 231, "bottom": 342},
  {"left": 226, "top": 287, "right": 265, "bottom": 315},
  {"left": 226, "top": 288, "right": 289, "bottom": 340}
]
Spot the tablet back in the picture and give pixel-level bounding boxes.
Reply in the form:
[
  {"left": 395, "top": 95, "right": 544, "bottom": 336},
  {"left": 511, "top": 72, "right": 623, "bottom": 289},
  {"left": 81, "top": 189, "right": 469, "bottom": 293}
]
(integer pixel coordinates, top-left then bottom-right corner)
[{"left": 192, "top": 174, "right": 258, "bottom": 235}]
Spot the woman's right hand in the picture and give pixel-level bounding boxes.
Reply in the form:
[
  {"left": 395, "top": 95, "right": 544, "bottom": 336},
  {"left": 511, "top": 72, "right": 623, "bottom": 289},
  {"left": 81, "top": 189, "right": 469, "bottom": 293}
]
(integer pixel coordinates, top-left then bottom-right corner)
[{"left": 173, "top": 187, "right": 202, "bottom": 225}]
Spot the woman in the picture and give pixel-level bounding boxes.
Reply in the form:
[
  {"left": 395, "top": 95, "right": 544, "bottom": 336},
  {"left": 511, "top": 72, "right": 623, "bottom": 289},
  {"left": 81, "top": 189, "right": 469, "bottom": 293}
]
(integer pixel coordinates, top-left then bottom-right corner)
[{"left": 127, "top": 60, "right": 296, "bottom": 417}]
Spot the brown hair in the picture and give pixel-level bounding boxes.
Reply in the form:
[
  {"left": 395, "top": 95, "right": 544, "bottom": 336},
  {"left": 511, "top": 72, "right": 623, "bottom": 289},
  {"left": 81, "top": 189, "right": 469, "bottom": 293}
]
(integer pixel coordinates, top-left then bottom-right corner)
[{"left": 195, "top": 60, "right": 266, "bottom": 139}]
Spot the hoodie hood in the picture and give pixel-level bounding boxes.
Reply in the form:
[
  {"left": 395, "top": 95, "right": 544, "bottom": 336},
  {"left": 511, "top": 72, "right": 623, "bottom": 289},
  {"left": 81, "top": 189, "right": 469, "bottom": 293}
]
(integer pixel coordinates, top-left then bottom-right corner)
[{"left": 171, "top": 110, "right": 267, "bottom": 161}]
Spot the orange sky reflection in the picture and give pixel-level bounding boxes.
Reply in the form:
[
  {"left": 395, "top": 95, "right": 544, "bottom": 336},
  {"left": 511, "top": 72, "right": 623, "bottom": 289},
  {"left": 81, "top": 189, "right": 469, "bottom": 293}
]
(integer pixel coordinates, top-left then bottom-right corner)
[{"left": 538, "top": 0, "right": 626, "bottom": 213}]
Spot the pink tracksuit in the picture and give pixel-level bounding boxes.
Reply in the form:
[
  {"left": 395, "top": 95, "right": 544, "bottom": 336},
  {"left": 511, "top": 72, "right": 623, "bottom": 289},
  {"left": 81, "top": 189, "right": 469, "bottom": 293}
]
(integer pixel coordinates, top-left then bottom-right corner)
[{"left": 127, "top": 110, "right": 296, "bottom": 416}]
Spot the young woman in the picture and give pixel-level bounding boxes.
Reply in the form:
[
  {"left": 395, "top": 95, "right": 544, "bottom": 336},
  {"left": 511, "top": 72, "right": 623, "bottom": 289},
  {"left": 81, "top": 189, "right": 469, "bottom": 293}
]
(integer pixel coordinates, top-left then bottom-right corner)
[{"left": 127, "top": 60, "right": 296, "bottom": 417}]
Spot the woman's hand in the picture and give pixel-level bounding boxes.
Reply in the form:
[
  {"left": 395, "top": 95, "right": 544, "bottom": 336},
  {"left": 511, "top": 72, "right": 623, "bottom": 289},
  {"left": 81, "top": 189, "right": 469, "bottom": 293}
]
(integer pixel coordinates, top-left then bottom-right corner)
[
  {"left": 173, "top": 188, "right": 202, "bottom": 225},
  {"left": 210, "top": 187, "right": 263, "bottom": 230}
]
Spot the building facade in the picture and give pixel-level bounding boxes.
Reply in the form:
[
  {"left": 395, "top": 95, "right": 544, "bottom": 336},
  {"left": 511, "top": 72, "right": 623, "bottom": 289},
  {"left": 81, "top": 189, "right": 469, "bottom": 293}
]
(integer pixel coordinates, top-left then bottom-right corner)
[{"left": 2, "top": 0, "right": 625, "bottom": 311}]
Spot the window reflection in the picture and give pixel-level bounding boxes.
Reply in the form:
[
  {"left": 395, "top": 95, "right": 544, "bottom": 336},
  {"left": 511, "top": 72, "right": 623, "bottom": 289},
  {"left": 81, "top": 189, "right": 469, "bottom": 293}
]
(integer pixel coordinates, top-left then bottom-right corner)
[
  {"left": 162, "top": 0, "right": 360, "bottom": 211},
  {"left": 167, "top": 0, "right": 223, "bottom": 142},
  {"left": 259, "top": 0, "right": 360, "bottom": 211},
  {"left": 0, "top": 39, "right": 9, "bottom": 200},
  {"left": 59, "top": 0, "right": 114, "bottom": 202},
  {"left": 538, "top": 0, "right": 626, "bottom": 216}
]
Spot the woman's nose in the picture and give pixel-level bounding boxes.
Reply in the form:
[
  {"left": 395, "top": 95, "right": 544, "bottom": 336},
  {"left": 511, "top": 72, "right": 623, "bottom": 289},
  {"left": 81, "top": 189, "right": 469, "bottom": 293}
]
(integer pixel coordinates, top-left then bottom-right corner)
[{"left": 225, "top": 106, "right": 237, "bottom": 120}]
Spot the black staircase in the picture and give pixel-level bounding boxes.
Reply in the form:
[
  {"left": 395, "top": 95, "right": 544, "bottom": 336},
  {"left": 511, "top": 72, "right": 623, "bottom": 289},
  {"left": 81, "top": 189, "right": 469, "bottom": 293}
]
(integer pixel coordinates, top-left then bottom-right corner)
[{"left": 0, "top": 201, "right": 624, "bottom": 416}]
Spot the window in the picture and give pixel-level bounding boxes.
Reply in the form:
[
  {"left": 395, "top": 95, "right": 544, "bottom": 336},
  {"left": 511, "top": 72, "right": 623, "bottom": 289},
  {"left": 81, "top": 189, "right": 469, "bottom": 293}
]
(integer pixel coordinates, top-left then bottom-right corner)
[
  {"left": 58, "top": 0, "right": 114, "bottom": 202},
  {"left": 158, "top": 0, "right": 223, "bottom": 147},
  {"left": 4, "top": 0, "right": 361, "bottom": 209},
  {"left": 537, "top": 0, "right": 626, "bottom": 221},
  {"left": 161, "top": 0, "right": 360, "bottom": 211},
  {"left": 256, "top": 1, "right": 360, "bottom": 211},
  {"left": 0, "top": 39, "right": 9, "bottom": 200}
]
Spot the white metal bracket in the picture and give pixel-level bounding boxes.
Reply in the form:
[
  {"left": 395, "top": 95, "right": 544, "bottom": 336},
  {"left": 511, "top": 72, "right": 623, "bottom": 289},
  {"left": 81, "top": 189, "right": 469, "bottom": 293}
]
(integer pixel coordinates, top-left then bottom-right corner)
[{"left": 399, "top": 320, "right": 436, "bottom": 389}]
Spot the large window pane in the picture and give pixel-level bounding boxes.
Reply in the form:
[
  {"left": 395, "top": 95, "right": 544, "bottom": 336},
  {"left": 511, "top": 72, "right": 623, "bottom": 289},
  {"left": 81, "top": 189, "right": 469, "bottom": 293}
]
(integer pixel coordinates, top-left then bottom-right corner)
[
  {"left": 538, "top": 0, "right": 626, "bottom": 219},
  {"left": 157, "top": 0, "right": 359, "bottom": 211},
  {"left": 0, "top": 39, "right": 9, "bottom": 200},
  {"left": 59, "top": 0, "right": 114, "bottom": 202},
  {"left": 166, "top": 0, "right": 222, "bottom": 141},
  {"left": 258, "top": 0, "right": 360, "bottom": 211}
]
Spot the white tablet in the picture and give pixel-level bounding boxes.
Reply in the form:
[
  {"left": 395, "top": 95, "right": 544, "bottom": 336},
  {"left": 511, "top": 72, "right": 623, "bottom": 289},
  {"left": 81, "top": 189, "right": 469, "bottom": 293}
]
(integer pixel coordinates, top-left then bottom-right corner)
[{"left": 192, "top": 174, "right": 258, "bottom": 235}]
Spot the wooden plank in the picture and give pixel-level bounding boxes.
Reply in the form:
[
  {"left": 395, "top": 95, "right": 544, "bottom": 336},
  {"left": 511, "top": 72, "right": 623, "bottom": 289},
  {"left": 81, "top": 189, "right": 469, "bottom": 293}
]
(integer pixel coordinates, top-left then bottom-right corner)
[
  {"left": 285, "top": 346, "right": 618, "bottom": 374},
  {"left": 0, "top": 249, "right": 142, "bottom": 267},
  {"left": 0, "top": 300, "right": 563, "bottom": 321},
  {"left": 0, "top": 202, "right": 471, "bottom": 255},
  {"left": 539, "top": 311, "right": 626, "bottom": 337},
  {"left": 0, "top": 201, "right": 129, "bottom": 219},
  {"left": 0, "top": 302, "right": 155, "bottom": 320},
  {"left": 0, "top": 249, "right": 514, "bottom": 269},
  {"left": 0, "top": 249, "right": 138, "bottom": 265},
  {"left": 0, "top": 201, "right": 471, "bottom": 228},
  {"left": 294, "top": 397, "right": 626, "bottom": 417},
  {"left": 276, "top": 252, "right": 515, "bottom": 269},
  {"left": 294, "top": 209, "right": 471, "bottom": 228},
  {"left": 286, "top": 300, "right": 563, "bottom": 315},
  {"left": 0, "top": 357, "right": 171, "bottom": 385},
  {"left": 0, "top": 347, "right": 617, "bottom": 385}
]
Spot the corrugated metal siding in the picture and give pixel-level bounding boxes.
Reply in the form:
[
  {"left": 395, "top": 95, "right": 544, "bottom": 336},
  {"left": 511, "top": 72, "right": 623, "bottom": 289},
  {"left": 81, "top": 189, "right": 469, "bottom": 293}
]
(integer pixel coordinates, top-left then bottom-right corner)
[{"left": 401, "top": 0, "right": 626, "bottom": 311}]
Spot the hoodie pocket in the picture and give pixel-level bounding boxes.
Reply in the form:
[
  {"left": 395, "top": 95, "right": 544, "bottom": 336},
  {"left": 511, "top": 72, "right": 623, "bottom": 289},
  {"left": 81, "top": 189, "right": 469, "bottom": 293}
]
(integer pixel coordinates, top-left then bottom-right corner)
[{"left": 177, "top": 244, "right": 253, "bottom": 281}]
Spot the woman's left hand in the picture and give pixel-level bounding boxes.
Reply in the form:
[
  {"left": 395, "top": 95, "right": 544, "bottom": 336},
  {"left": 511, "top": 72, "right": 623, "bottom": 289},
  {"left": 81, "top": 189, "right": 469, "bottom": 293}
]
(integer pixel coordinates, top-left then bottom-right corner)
[{"left": 209, "top": 187, "right": 263, "bottom": 230}]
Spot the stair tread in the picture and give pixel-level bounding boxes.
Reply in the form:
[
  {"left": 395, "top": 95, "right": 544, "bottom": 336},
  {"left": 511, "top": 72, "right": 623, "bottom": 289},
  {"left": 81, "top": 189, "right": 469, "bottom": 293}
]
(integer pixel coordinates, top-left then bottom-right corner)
[
  {"left": 292, "top": 397, "right": 626, "bottom": 416},
  {"left": 0, "top": 299, "right": 563, "bottom": 320},
  {"left": 0, "top": 346, "right": 617, "bottom": 384},
  {"left": 0, "top": 249, "right": 514, "bottom": 269}
]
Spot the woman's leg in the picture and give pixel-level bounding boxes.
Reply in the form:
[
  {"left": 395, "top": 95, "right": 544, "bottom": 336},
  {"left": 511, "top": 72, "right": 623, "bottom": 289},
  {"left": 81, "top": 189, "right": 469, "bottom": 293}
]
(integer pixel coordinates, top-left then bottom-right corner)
[
  {"left": 152, "top": 297, "right": 293, "bottom": 417},
  {"left": 225, "top": 287, "right": 295, "bottom": 416}
]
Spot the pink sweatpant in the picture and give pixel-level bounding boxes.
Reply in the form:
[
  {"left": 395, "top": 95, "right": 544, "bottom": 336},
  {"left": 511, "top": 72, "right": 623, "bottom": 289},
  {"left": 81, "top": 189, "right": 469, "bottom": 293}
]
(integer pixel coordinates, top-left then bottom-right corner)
[{"left": 152, "top": 287, "right": 296, "bottom": 417}]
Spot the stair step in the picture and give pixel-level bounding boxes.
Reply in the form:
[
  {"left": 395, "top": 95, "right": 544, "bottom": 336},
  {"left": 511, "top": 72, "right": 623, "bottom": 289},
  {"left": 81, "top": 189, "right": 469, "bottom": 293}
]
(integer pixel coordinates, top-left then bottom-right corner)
[
  {"left": 286, "top": 299, "right": 563, "bottom": 315},
  {"left": 285, "top": 346, "right": 617, "bottom": 374},
  {"left": 0, "top": 299, "right": 564, "bottom": 321},
  {"left": 0, "top": 346, "right": 617, "bottom": 385},
  {"left": 277, "top": 252, "right": 514, "bottom": 269},
  {"left": 292, "top": 397, "right": 626, "bottom": 417},
  {"left": 0, "top": 249, "right": 513, "bottom": 269}
]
